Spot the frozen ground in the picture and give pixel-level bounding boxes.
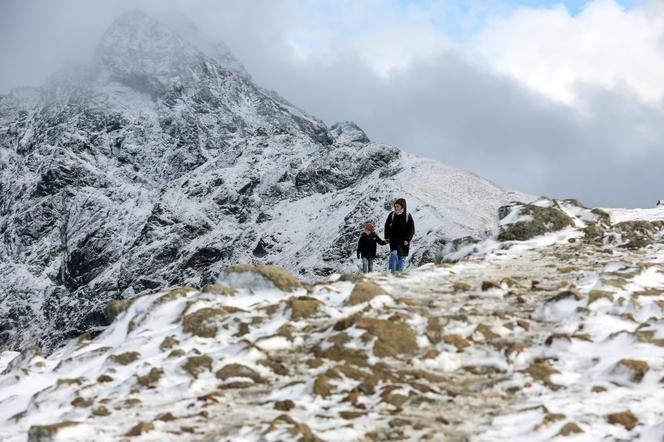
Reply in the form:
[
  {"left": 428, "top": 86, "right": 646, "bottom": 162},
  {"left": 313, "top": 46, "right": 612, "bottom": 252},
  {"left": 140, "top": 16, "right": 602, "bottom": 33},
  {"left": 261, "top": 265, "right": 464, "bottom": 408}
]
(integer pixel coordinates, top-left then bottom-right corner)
[{"left": 0, "top": 206, "right": 662, "bottom": 441}]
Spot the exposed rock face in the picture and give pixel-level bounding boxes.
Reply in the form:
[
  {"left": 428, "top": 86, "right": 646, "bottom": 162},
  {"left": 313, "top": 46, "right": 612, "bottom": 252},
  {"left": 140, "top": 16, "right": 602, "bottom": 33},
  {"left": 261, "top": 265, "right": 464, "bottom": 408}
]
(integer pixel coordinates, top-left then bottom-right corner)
[
  {"left": 497, "top": 198, "right": 575, "bottom": 241},
  {"left": 0, "top": 11, "right": 527, "bottom": 352}
]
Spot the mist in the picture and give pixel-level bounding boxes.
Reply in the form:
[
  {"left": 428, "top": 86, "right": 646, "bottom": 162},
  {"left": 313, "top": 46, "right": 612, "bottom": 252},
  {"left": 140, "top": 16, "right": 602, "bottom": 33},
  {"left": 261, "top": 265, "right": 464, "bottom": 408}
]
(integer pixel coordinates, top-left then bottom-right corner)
[{"left": 1, "top": 0, "right": 662, "bottom": 208}]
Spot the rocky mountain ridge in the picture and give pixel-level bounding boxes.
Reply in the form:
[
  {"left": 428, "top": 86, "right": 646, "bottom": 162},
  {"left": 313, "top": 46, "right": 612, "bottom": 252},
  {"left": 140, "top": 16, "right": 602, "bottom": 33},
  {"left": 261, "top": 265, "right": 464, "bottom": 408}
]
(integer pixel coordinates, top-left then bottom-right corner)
[
  {"left": 0, "top": 11, "right": 529, "bottom": 353},
  {"left": 0, "top": 204, "right": 662, "bottom": 441}
]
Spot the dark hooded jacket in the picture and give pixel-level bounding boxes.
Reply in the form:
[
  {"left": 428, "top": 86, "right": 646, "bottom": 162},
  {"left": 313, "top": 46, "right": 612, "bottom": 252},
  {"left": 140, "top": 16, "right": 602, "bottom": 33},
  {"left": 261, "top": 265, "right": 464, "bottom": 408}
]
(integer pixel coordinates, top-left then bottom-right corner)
[
  {"left": 356, "top": 231, "right": 387, "bottom": 259},
  {"left": 384, "top": 198, "right": 415, "bottom": 256}
]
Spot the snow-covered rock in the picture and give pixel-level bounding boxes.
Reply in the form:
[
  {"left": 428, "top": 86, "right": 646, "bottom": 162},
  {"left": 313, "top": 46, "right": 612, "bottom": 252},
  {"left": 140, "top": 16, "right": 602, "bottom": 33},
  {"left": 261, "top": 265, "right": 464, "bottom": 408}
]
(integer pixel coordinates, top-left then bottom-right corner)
[
  {"left": 0, "top": 207, "right": 662, "bottom": 441},
  {"left": 0, "top": 10, "right": 529, "bottom": 352}
]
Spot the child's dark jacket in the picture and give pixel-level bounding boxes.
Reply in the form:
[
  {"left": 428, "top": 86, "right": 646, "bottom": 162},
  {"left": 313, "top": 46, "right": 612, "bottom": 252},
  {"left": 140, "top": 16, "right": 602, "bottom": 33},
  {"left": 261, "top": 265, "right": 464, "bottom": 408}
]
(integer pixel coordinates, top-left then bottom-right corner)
[{"left": 357, "top": 232, "right": 387, "bottom": 259}]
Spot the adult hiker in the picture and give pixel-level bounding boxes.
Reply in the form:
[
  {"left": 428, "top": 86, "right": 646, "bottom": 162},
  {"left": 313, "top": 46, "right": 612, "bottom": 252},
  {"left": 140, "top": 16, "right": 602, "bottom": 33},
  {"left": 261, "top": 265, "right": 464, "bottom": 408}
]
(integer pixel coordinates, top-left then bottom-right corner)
[{"left": 384, "top": 198, "right": 415, "bottom": 272}]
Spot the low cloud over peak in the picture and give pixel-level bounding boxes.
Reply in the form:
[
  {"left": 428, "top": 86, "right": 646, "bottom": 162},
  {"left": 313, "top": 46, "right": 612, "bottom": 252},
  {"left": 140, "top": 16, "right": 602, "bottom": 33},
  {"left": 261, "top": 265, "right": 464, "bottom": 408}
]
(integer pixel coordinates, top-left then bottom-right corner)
[{"left": 1, "top": 0, "right": 661, "bottom": 208}]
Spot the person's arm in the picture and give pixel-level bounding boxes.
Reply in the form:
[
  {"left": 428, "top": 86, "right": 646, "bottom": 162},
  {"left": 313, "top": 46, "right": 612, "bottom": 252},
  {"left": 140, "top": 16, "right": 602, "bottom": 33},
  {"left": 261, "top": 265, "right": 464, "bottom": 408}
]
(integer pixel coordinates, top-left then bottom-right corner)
[
  {"left": 406, "top": 214, "right": 415, "bottom": 242},
  {"left": 384, "top": 213, "right": 392, "bottom": 241},
  {"left": 357, "top": 235, "right": 362, "bottom": 258},
  {"left": 376, "top": 235, "right": 387, "bottom": 246}
]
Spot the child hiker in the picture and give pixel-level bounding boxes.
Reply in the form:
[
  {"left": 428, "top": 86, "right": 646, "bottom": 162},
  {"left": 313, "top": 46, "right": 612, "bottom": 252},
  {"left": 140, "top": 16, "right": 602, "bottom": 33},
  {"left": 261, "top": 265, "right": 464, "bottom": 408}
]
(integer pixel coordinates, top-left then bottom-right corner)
[{"left": 356, "top": 223, "right": 387, "bottom": 273}]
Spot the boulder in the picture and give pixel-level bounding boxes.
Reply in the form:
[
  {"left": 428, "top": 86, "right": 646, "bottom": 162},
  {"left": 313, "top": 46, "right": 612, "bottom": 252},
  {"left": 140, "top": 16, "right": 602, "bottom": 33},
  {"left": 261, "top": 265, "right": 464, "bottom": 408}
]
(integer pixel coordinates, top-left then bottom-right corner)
[
  {"left": 498, "top": 201, "right": 574, "bottom": 242},
  {"left": 182, "top": 355, "right": 213, "bottom": 378},
  {"left": 288, "top": 296, "right": 323, "bottom": 320},
  {"left": 356, "top": 317, "right": 418, "bottom": 357},
  {"left": 345, "top": 282, "right": 388, "bottom": 306},
  {"left": 607, "top": 410, "right": 638, "bottom": 430},
  {"left": 224, "top": 264, "right": 301, "bottom": 292}
]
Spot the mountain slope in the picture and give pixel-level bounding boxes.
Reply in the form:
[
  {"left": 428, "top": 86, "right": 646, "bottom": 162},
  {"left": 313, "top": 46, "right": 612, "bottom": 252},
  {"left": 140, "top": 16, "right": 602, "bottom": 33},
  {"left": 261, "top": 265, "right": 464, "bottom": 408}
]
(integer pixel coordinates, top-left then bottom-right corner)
[
  {"left": 0, "top": 11, "right": 529, "bottom": 352},
  {"left": 0, "top": 207, "right": 662, "bottom": 441}
]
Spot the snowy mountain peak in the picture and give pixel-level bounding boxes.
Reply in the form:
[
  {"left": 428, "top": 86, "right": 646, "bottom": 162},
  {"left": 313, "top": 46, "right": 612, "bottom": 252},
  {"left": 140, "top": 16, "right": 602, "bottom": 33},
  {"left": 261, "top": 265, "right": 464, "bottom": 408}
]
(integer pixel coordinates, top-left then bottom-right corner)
[
  {"left": 0, "top": 10, "right": 530, "bottom": 353},
  {"left": 157, "top": 10, "right": 251, "bottom": 79},
  {"left": 96, "top": 10, "right": 250, "bottom": 85},
  {"left": 97, "top": 10, "right": 204, "bottom": 82}
]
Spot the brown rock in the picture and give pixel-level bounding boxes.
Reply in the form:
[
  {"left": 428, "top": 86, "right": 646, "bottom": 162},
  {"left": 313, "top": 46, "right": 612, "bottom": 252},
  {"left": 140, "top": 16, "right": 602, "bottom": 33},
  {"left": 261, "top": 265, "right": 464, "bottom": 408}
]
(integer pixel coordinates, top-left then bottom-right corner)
[
  {"left": 105, "top": 299, "right": 133, "bottom": 322},
  {"left": 318, "top": 344, "right": 369, "bottom": 366},
  {"left": 182, "top": 308, "right": 229, "bottom": 338},
  {"left": 481, "top": 281, "right": 501, "bottom": 291},
  {"left": 346, "top": 282, "right": 388, "bottom": 306},
  {"left": 28, "top": 422, "right": 80, "bottom": 441},
  {"left": 389, "top": 418, "right": 412, "bottom": 428},
  {"left": 109, "top": 352, "right": 140, "bottom": 365},
  {"left": 114, "top": 399, "right": 141, "bottom": 410},
  {"left": 159, "top": 335, "right": 179, "bottom": 351},
  {"left": 501, "top": 277, "right": 524, "bottom": 288},
  {"left": 218, "top": 381, "right": 256, "bottom": 389},
  {"left": 557, "top": 422, "right": 583, "bottom": 436},
  {"left": 156, "top": 412, "right": 177, "bottom": 422},
  {"left": 525, "top": 361, "right": 561, "bottom": 390},
  {"left": 197, "top": 391, "right": 223, "bottom": 403},
  {"left": 356, "top": 317, "right": 418, "bottom": 357},
  {"left": 306, "top": 358, "right": 325, "bottom": 369},
  {"left": 258, "top": 358, "right": 289, "bottom": 376},
  {"left": 607, "top": 410, "right": 638, "bottom": 430},
  {"left": 516, "top": 320, "right": 530, "bottom": 331},
  {"left": 545, "top": 333, "right": 572, "bottom": 346},
  {"left": 313, "top": 375, "right": 334, "bottom": 397},
  {"left": 333, "top": 315, "right": 358, "bottom": 331},
  {"left": 234, "top": 322, "right": 250, "bottom": 337},
  {"left": 216, "top": 363, "right": 265, "bottom": 384},
  {"left": 442, "top": 335, "right": 470, "bottom": 351},
  {"left": 423, "top": 317, "right": 443, "bottom": 345},
  {"left": 71, "top": 397, "right": 93, "bottom": 408},
  {"left": 340, "top": 411, "right": 366, "bottom": 420},
  {"left": 182, "top": 355, "right": 213, "bottom": 378},
  {"left": 534, "top": 413, "right": 565, "bottom": 430},
  {"left": 56, "top": 378, "right": 85, "bottom": 387},
  {"left": 225, "top": 264, "right": 301, "bottom": 292},
  {"left": 154, "top": 287, "right": 195, "bottom": 306},
  {"left": 96, "top": 374, "right": 113, "bottom": 383},
  {"left": 338, "top": 273, "right": 365, "bottom": 282},
  {"left": 423, "top": 349, "right": 440, "bottom": 359},
  {"left": 615, "top": 359, "right": 650, "bottom": 382},
  {"left": 475, "top": 324, "right": 500, "bottom": 341},
  {"left": 201, "top": 284, "right": 238, "bottom": 296},
  {"left": 125, "top": 422, "right": 155, "bottom": 437},
  {"left": 547, "top": 290, "right": 583, "bottom": 303},
  {"left": 264, "top": 414, "right": 322, "bottom": 442},
  {"left": 453, "top": 282, "right": 471, "bottom": 292},
  {"left": 505, "top": 342, "right": 527, "bottom": 360},
  {"left": 288, "top": 296, "right": 323, "bottom": 320},
  {"left": 168, "top": 349, "right": 186, "bottom": 358},
  {"left": 588, "top": 290, "right": 614, "bottom": 305},
  {"left": 276, "top": 323, "right": 298, "bottom": 341},
  {"left": 274, "top": 400, "right": 295, "bottom": 411},
  {"left": 137, "top": 367, "right": 164, "bottom": 387},
  {"left": 91, "top": 406, "right": 110, "bottom": 417},
  {"left": 381, "top": 386, "right": 409, "bottom": 408}
]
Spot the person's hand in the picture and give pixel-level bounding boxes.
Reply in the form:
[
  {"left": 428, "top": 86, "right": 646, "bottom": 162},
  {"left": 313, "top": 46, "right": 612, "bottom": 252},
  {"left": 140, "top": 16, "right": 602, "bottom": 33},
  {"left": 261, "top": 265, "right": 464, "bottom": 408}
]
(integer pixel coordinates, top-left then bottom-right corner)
[{"left": 403, "top": 240, "right": 409, "bottom": 245}]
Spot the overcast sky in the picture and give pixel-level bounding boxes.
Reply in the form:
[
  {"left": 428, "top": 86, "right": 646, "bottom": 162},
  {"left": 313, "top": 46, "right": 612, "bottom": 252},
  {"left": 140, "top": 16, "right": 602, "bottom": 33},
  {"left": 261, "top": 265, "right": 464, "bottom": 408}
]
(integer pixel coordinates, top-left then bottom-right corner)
[{"left": 1, "top": 0, "right": 662, "bottom": 208}]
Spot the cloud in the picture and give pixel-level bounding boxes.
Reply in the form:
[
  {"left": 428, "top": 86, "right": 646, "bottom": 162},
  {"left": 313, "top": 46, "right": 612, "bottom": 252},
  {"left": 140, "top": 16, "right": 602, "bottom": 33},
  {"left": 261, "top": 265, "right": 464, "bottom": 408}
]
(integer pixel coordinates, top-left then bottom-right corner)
[
  {"left": 0, "top": 0, "right": 662, "bottom": 208},
  {"left": 259, "top": 45, "right": 664, "bottom": 208},
  {"left": 475, "top": 0, "right": 664, "bottom": 105}
]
